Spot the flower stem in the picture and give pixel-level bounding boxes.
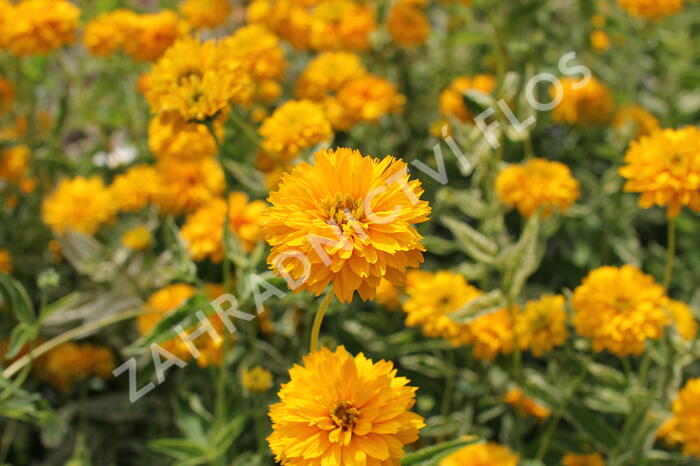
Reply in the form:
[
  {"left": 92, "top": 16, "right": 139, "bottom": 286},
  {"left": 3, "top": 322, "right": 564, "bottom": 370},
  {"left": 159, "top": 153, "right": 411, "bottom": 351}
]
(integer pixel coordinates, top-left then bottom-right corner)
[
  {"left": 662, "top": 219, "right": 676, "bottom": 290},
  {"left": 309, "top": 291, "right": 334, "bottom": 352}
]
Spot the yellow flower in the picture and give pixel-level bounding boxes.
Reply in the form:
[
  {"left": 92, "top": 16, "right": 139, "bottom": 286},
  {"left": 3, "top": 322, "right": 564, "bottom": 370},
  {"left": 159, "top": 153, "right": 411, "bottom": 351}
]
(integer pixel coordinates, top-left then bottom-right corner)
[
  {"left": 619, "top": 127, "right": 700, "bottom": 218},
  {"left": 122, "top": 11, "right": 184, "bottom": 62},
  {"left": 562, "top": 452, "right": 606, "bottom": 466},
  {"left": 504, "top": 388, "right": 550, "bottom": 420},
  {"left": 109, "top": 165, "right": 163, "bottom": 213},
  {"left": 439, "top": 74, "right": 496, "bottom": 123},
  {"left": 591, "top": 14, "right": 606, "bottom": 28},
  {"left": 262, "top": 147, "right": 431, "bottom": 302},
  {"left": 259, "top": 100, "right": 334, "bottom": 162},
  {"left": 122, "top": 226, "right": 152, "bottom": 251},
  {"left": 551, "top": 76, "right": 614, "bottom": 125},
  {"left": 617, "top": 0, "right": 686, "bottom": 19},
  {"left": 402, "top": 270, "right": 482, "bottom": 345},
  {"left": 496, "top": 158, "right": 580, "bottom": 218},
  {"left": 666, "top": 299, "right": 698, "bottom": 341},
  {"left": 296, "top": 52, "right": 367, "bottom": 101},
  {"left": 468, "top": 308, "right": 516, "bottom": 361},
  {"left": 613, "top": 104, "right": 660, "bottom": 138},
  {"left": 0, "top": 0, "right": 13, "bottom": 48},
  {"left": 387, "top": 0, "right": 430, "bottom": 47},
  {"left": 439, "top": 442, "right": 519, "bottom": 466},
  {"left": 180, "top": 0, "right": 232, "bottom": 29},
  {"left": 148, "top": 112, "right": 219, "bottom": 162},
  {"left": 83, "top": 9, "right": 137, "bottom": 57},
  {"left": 590, "top": 30, "right": 611, "bottom": 51},
  {"left": 335, "top": 76, "right": 405, "bottom": 130},
  {"left": 181, "top": 192, "right": 267, "bottom": 262},
  {"left": 516, "top": 294, "right": 569, "bottom": 357},
  {"left": 267, "top": 346, "right": 425, "bottom": 465},
  {"left": 0, "top": 249, "right": 12, "bottom": 275},
  {"left": 242, "top": 366, "right": 273, "bottom": 393},
  {"left": 572, "top": 265, "right": 670, "bottom": 356},
  {"left": 658, "top": 378, "right": 700, "bottom": 458},
  {"left": 0, "top": 76, "right": 13, "bottom": 111},
  {"left": 308, "top": 0, "right": 377, "bottom": 51},
  {"left": 255, "top": 79, "right": 283, "bottom": 104},
  {"left": 223, "top": 24, "right": 287, "bottom": 81},
  {"left": 35, "top": 342, "right": 114, "bottom": 391},
  {"left": 155, "top": 158, "right": 225, "bottom": 215},
  {"left": 4, "top": 0, "right": 80, "bottom": 56},
  {"left": 247, "top": 0, "right": 313, "bottom": 50},
  {"left": 146, "top": 37, "right": 253, "bottom": 122},
  {"left": 376, "top": 278, "right": 400, "bottom": 310},
  {"left": 42, "top": 176, "right": 116, "bottom": 236},
  {"left": 0, "top": 144, "right": 30, "bottom": 184}
]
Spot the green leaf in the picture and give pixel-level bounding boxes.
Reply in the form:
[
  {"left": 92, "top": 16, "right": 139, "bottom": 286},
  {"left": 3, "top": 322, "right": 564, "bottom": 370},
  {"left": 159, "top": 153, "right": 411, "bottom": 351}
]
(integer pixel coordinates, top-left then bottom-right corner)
[
  {"left": 401, "top": 437, "right": 480, "bottom": 465},
  {"left": 39, "top": 291, "right": 81, "bottom": 322},
  {"left": 0, "top": 274, "right": 36, "bottom": 326},
  {"left": 500, "top": 213, "right": 542, "bottom": 298},
  {"left": 442, "top": 216, "right": 498, "bottom": 265},
  {"left": 564, "top": 401, "right": 620, "bottom": 452},
  {"left": 450, "top": 289, "right": 506, "bottom": 324}
]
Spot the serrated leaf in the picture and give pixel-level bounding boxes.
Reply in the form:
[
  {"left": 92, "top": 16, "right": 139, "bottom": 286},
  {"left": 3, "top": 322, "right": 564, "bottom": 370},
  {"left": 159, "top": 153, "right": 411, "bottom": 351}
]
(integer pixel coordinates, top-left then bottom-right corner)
[{"left": 442, "top": 216, "right": 498, "bottom": 264}]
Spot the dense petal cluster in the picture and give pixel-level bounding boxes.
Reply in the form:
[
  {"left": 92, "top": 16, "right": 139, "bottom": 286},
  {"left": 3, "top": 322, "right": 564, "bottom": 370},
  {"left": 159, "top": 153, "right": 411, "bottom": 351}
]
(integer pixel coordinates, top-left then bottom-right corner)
[
  {"left": 122, "top": 226, "right": 152, "bottom": 251},
  {"left": 439, "top": 74, "right": 496, "bottom": 123},
  {"left": 658, "top": 378, "right": 700, "bottom": 458},
  {"left": 666, "top": 299, "right": 698, "bottom": 341},
  {"left": 121, "top": 11, "right": 184, "bottom": 62},
  {"left": 154, "top": 158, "right": 225, "bottom": 215},
  {"left": 223, "top": 25, "right": 287, "bottom": 82},
  {"left": 2, "top": 0, "right": 80, "bottom": 56},
  {"left": 259, "top": 100, "right": 333, "bottom": 162},
  {"left": 242, "top": 366, "right": 273, "bottom": 393},
  {"left": 516, "top": 294, "right": 569, "bottom": 357},
  {"left": 387, "top": 0, "right": 430, "bottom": 47},
  {"left": 267, "top": 346, "right": 425, "bottom": 465},
  {"left": 617, "top": 0, "right": 686, "bottom": 19},
  {"left": 296, "top": 52, "right": 367, "bottom": 101},
  {"left": 562, "top": 453, "right": 607, "bottom": 466},
  {"left": 34, "top": 342, "right": 114, "bottom": 391},
  {"left": 402, "top": 270, "right": 482, "bottom": 345},
  {"left": 551, "top": 76, "right": 614, "bottom": 125},
  {"left": 439, "top": 442, "right": 519, "bottom": 466},
  {"left": 145, "top": 37, "right": 253, "bottom": 122},
  {"left": 467, "top": 308, "right": 516, "bottom": 361},
  {"left": 619, "top": 127, "right": 700, "bottom": 218},
  {"left": 109, "top": 165, "right": 163, "bottom": 213},
  {"left": 181, "top": 192, "right": 267, "bottom": 262},
  {"left": 614, "top": 104, "right": 660, "bottom": 137},
  {"left": 334, "top": 76, "right": 405, "bottom": 130},
  {"left": 42, "top": 177, "right": 116, "bottom": 235},
  {"left": 496, "top": 158, "right": 580, "bottom": 218},
  {"left": 180, "top": 0, "right": 232, "bottom": 29},
  {"left": 262, "top": 147, "right": 431, "bottom": 302},
  {"left": 504, "top": 388, "right": 551, "bottom": 420},
  {"left": 83, "top": 9, "right": 138, "bottom": 57},
  {"left": 148, "top": 112, "right": 219, "bottom": 162},
  {"left": 572, "top": 265, "right": 670, "bottom": 356}
]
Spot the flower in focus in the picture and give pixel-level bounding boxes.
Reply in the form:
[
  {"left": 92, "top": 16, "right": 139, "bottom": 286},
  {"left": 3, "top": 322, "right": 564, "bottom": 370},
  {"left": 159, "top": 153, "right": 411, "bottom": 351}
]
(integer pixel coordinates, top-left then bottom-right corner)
[
  {"left": 613, "top": 104, "right": 660, "bottom": 138},
  {"left": 335, "top": 76, "right": 405, "bottom": 130},
  {"left": 267, "top": 346, "right": 425, "bottom": 465},
  {"left": 619, "top": 127, "right": 700, "bottom": 218},
  {"left": 182, "top": 192, "right": 267, "bottom": 262},
  {"left": 658, "top": 378, "right": 700, "bottom": 458},
  {"left": 516, "top": 294, "right": 569, "bottom": 357},
  {"left": 617, "top": 0, "right": 686, "bottom": 19},
  {"left": 0, "top": 249, "right": 12, "bottom": 275},
  {"left": 148, "top": 112, "right": 219, "bottom": 162},
  {"left": 259, "top": 100, "right": 333, "bottom": 162},
  {"left": 109, "top": 165, "right": 163, "bottom": 213},
  {"left": 146, "top": 37, "right": 253, "bottom": 122},
  {"left": 83, "top": 9, "right": 137, "bottom": 57},
  {"left": 572, "top": 265, "right": 670, "bottom": 356},
  {"left": 0, "top": 77, "right": 13, "bottom": 111},
  {"left": 551, "top": 76, "right": 614, "bottom": 125},
  {"left": 296, "top": 52, "right": 367, "bottom": 101},
  {"left": 504, "top": 388, "right": 550, "bottom": 421},
  {"left": 122, "top": 226, "right": 152, "bottom": 251},
  {"left": 562, "top": 452, "right": 606, "bottom": 466},
  {"left": 665, "top": 299, "right": 698, "bottom": 341},
  {"left": 122, "top": 11, "right": 184, "bottom": 62},
  {"left": 590, "top": 30, "right": 610, "bottom": 51},
  {"left": 35, "top": 342, "right": 114, "bottom": 391},
  {"left": 387, "top": 0, "right": 430, "bottom": 47},
  {"left": 242, "top": 366, "right": 273, "bottom": 393},
  {"left": 439, "top": 442, "right": 519, "bottom": 466},
  {"left": 402, "top": 270, "right": 481, "bottom": 345},
  {"left": 180, "top": 0, "right": 232, "bottom": 29},
  {"left": 439, "top": 74, "right": 496, "bottom": 123},
  {"left": 308, "top": 0, "right": 377, "bottom": 51},
  {"left": 376, "top": 278, "right": 400, "bottom": 310},
  {"left": 496, "top": 158, "right": 580, "bottom": 218},
  {"left": 4, "top": 0, "right": 80, "bottom": 56},
  {"left": 155, "top": 158, "right": 225, "bottom": 215},
  {"left": 42, "top": 176, "right": 116, "bottom": 236},
  {"left": 262, "top": 147, "right": 431, "bottom": 302},
  {"left": 223, "top": 25, "right": 287, "bottom": 82}
]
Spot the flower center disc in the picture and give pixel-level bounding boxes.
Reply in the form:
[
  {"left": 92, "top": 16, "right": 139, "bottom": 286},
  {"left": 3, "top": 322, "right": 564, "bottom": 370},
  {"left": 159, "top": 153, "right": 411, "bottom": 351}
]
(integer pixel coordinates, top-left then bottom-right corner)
[
  {"left": 321, "top": 194, "right": 364, "bottom": 227},
  {"left": 331, "top": 402, "right": 360, "bottom": 430}
]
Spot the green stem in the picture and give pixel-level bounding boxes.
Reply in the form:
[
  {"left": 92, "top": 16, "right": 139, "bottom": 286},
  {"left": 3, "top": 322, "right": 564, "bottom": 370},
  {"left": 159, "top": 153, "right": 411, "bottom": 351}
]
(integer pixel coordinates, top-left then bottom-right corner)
[
  {"left": 662, "top": 219, "right": 676, "bottom": 290},
  {"left": 309, "top": 291, "right": 334, "bottom": 352},
  {"left": 2, "top": 308, "right": 143, "bottom": 379},
  {"left": 438, "top": 348, "right": 456, "bottom": 443},
  {"left": 228, "top": 110, "right": 262, "bottom": 147}
]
